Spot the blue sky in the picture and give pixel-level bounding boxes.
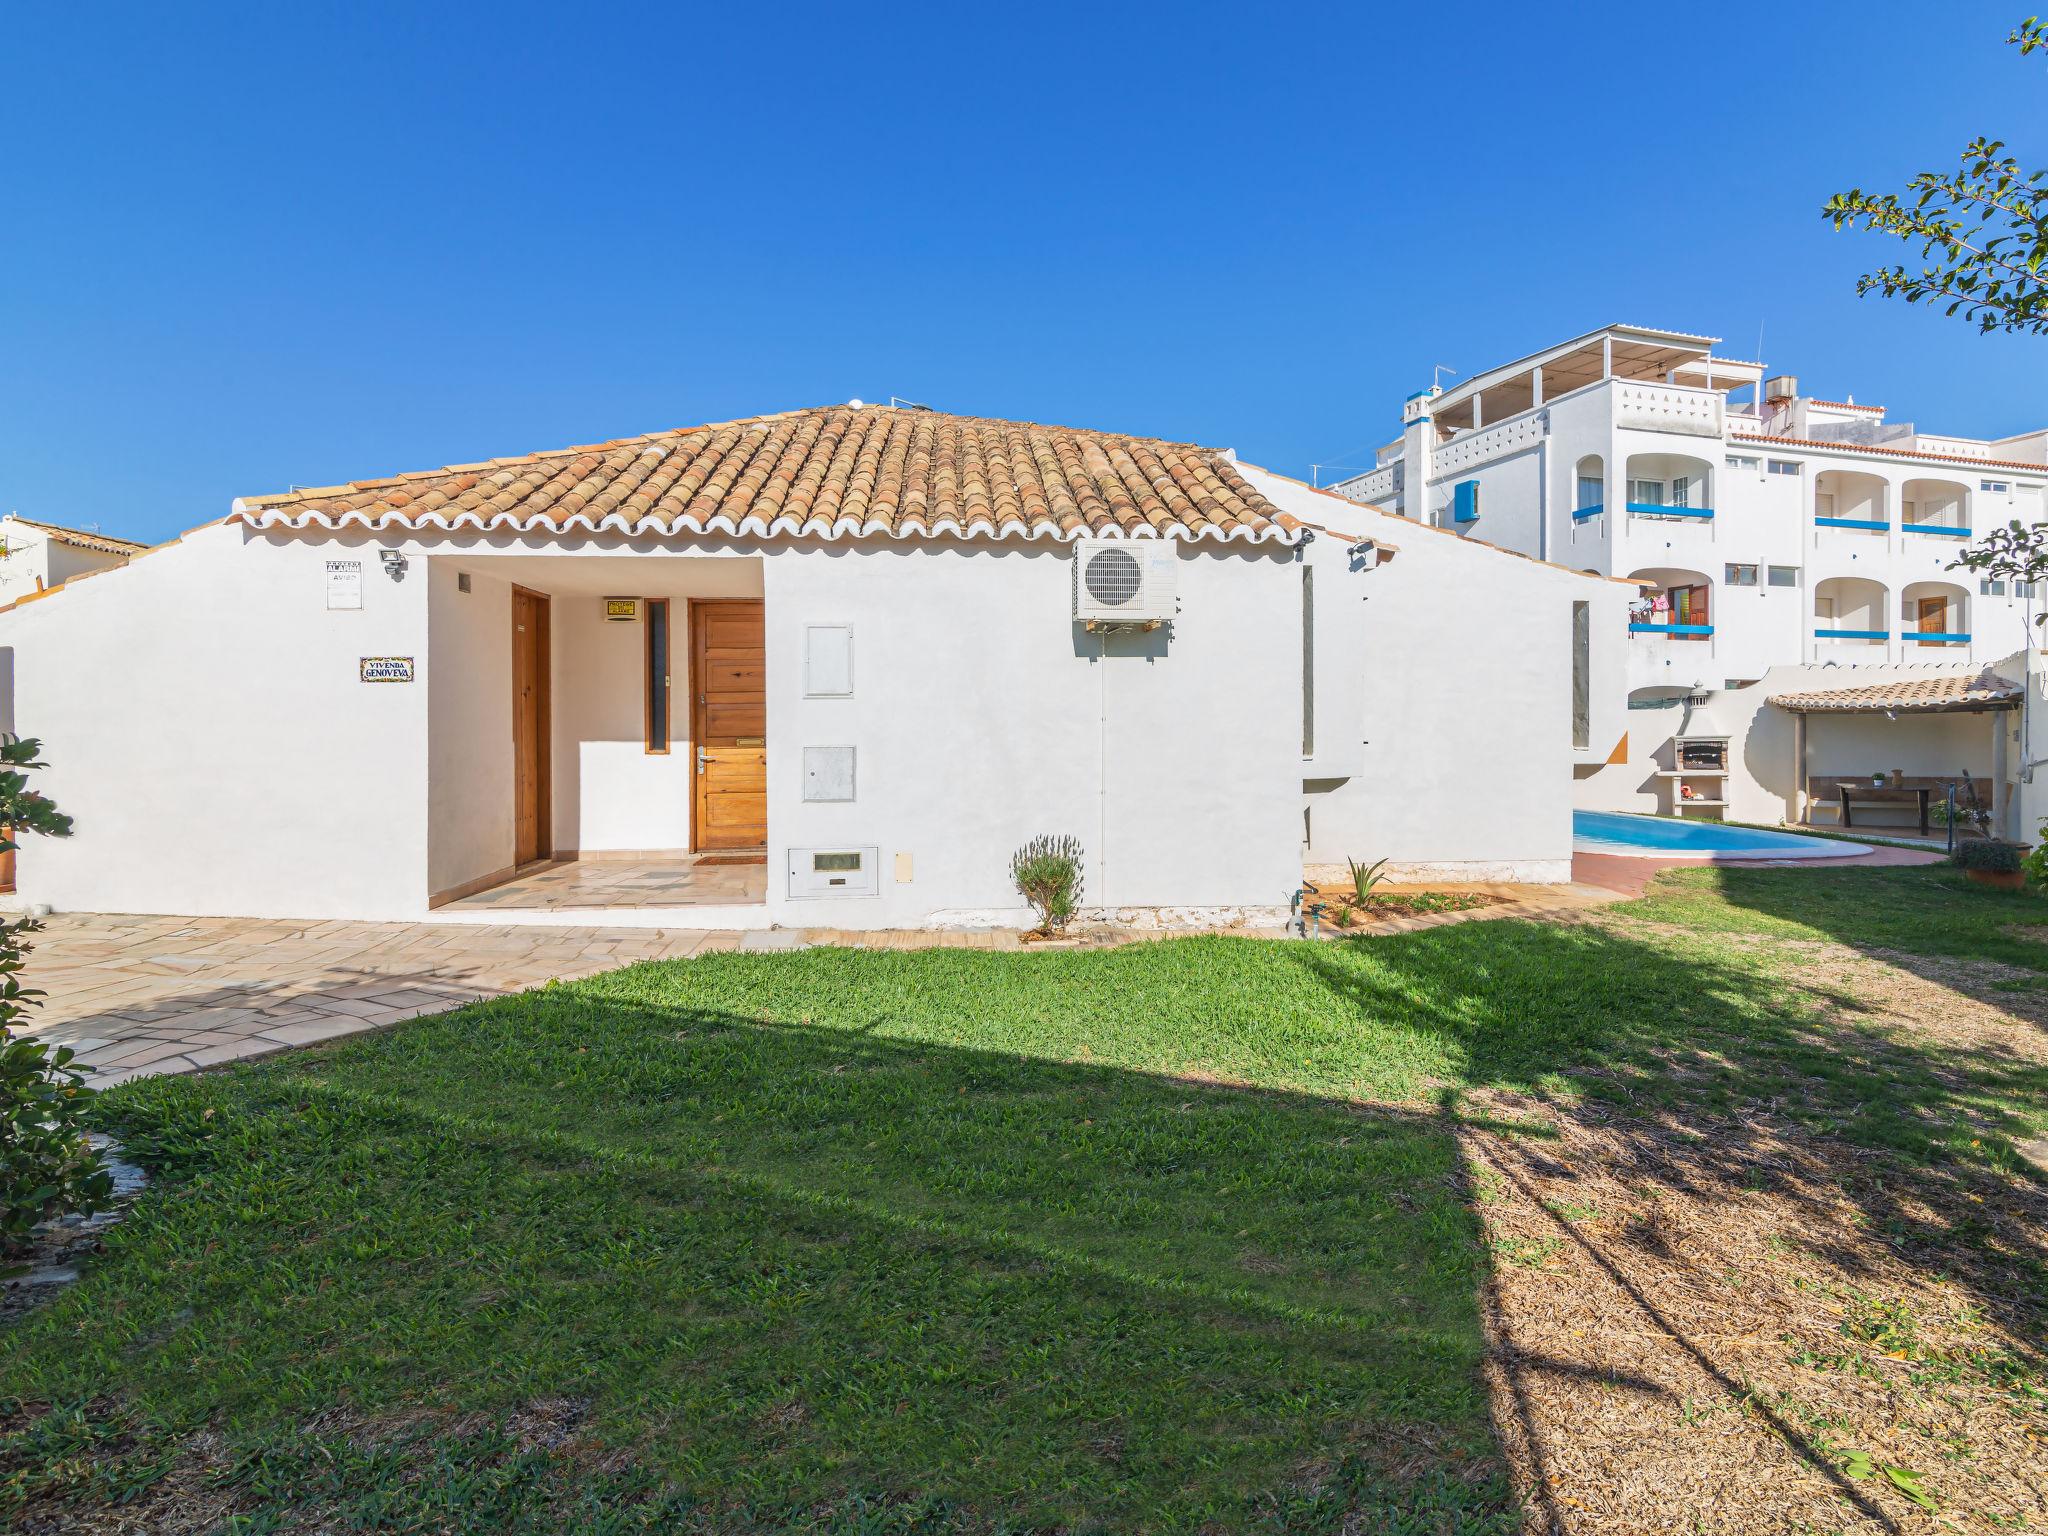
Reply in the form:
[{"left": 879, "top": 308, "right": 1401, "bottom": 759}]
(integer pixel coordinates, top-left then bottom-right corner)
[{"left": 3, "top": 0, "right": 2042, "bottom": 543}]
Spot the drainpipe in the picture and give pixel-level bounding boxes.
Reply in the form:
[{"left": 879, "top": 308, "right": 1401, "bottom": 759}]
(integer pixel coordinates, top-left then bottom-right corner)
[{"left": 1536, "top": 435, "right": 1550, "bottom": 565}]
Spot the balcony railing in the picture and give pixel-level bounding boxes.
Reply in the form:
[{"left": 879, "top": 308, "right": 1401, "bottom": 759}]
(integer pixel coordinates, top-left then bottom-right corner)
[
  {"left": 1815, "top": 517, "right": 1888, "bottom": 531},
  {"left": 1904, "top": 522, "right": 1972, "bottom": 538},
  {"left": 1571, "top": 503, "right": 1604, "bottom": 523},
  {"left": 1814, "top": 627, "right": 1887, "bottom": 640},
  {"left": 1629, "top": 622, "right": 1712, "bottom": 636},
  {"left": 1627, "top": 502, "right": 1714, "bottom": 520},
  {"left": 1906, "top": 631, "right": 1971, "bottom": 644}
]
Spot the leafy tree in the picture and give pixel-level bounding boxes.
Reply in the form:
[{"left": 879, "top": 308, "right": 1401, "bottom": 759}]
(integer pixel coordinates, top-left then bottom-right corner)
[
  {"left": 0, "top": 737, "right": 102, "bottom": 1257},
  {"left": 1823, "top": 17, "right": 2048, "bottom": 335}
]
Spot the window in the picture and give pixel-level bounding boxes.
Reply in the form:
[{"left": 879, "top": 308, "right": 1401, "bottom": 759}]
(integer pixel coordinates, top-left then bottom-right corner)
[
  {"left": 1452, "top": 480, "right": 1480, "bottom": 523},
  {"left": 1670, "top": 473, "right": 1695, "bottom": 508},
  {"left": 1980, "top": 578, "right": 2008, "bottom": 597},
  {"left": 1768, "top": 459, "right": 1801, "bottom": 476},
  {"left": 2019, "top": 581, "right": 2038, "bottom": 599},
  {"left": 1300, "top": 565, "right": 1314, "bottom": 756},
  {"left": 1767, "top": 564, "right": 1800, "bottom": 588},
  {"left": 1576, "top": 475, "right": 1603, "bottom": 510},
  {"left": 1725, "top": 454, "right": 1760, "bottom": 472},
  {"left": 1724, "top": 563, "right": 1758, "bottom": 587},
  {"left": 1814, "top": 491, "right": 1836, "bottom": 518},
  {"left": 1627, "top": 477, "right": 1664, "bottom": 506},
  {"left": 1981, "top": 480, "right": 2010, "bottom": 494},
  {"left": 1571, "top": 602, "right": 1590, "bottom": 750},
  {"left": 644, "top": 598, "right": 671, "bottom": 753}
]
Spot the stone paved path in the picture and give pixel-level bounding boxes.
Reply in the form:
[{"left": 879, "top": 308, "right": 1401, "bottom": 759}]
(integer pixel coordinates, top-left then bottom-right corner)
[{"left": 23, "top": 914, "right": 747, "bottom": 1087}]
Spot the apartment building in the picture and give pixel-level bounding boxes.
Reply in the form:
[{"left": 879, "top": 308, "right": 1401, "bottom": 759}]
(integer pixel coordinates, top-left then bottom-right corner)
[
  {"left": 1331, "top": 326, "right": 2046, "bottom": 811},
  {"left": 1334, "top": 325, "right": 2047, "bottom": 699}
]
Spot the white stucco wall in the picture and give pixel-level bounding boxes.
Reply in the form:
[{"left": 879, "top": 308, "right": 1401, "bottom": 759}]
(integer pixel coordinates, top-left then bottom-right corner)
[
  {"left": 0, "top": 525, "right": 430, "bottom": 918},
  {"left": 763, "top": 537, "right": 1302, "bottom": 926},
  {"left": 1242, "top": 466, "right": 1632, "bottom": 883}
]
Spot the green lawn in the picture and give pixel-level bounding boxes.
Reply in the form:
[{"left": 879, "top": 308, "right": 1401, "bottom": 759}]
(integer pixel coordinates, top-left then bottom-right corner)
[{"left": 4, "top": 865, "right": 2045, "bottom": 1532}]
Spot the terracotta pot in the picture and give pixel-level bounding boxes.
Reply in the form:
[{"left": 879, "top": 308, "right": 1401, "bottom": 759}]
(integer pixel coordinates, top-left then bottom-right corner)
[{"left": 1966, "top": 869, "right": 2026, "bottom": 890}]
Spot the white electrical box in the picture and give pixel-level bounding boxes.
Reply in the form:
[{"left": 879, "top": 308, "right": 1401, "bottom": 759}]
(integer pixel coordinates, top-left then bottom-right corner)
[
  {"left": 804, "top": 624, "right": 854, "bottom": 696},
  {"left": 1071, "top": 538, "right": 1180, "bottom": 624},
  {"left": 801, "top": 745, "right": 856, "bottom": 802},
  {"left": 786, "top": 847, "right": 880, "bottom": 898}
]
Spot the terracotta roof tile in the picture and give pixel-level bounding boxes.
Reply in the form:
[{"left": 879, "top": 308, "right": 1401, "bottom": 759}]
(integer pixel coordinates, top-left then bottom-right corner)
[
  {"left": 1731, "top": 431, "right": 2046, "bottom": 475},
  {"left": 3, "top": 516, "right": 149, "bottom": 557},
  {"left": 234, "top": 406, "right": 1299, "bottom": 545},
  {"left": 1768, "top": 668, "right": 2021, "bottom": 713}
]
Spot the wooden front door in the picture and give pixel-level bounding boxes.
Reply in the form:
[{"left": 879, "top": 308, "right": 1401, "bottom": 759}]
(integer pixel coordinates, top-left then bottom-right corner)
[
  {"left": 512, "top": 587, "right": 552, "bottom": 865},
  {"left": 691, "top": 599, "right": 766, "bottom": 850},
  {"left": 1918, "top": 597, "right": 1948, "bottom": 634}
]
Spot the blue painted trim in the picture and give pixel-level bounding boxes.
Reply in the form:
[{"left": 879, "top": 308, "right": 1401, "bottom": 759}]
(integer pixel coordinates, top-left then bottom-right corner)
[
  {"left": 1626, "top": 502, "right": 1714, "bottom": 519},
  {"left": 1629, "top": 623, "right": 1713, "bottom": 636},
  {"left": 1814, "top": 628, "right": 1887, "bottom": 640},
  {"left": 1904, "top": 523, "right": 1972, "bottom": 537},
  {"left": 1815, "top": 517, "right": 1889, "bottom": 531},
  {"left": 1571, "top": 503, "right": 1604, "bottom": 522},
  {"left": 1906, "top": 632, "right": 1972, "bottom": 643}
]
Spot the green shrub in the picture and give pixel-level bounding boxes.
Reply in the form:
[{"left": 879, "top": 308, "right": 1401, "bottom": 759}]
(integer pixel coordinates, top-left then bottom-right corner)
[
  {"left": 1010, "top": 834, "right": 1085, "bottom": 934},
  {"left": 1952, "top": 838, "right": 2025, "bottom": 874},
  {"left": 0, "top": 736, "right": 99, "bottom": 1256},
  {"left": 1345, "top": 856, "right": 1389, "bottom": 908}
]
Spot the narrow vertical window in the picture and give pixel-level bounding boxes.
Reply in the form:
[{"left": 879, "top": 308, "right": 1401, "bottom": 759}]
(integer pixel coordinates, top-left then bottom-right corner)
[
  {"left": 645, "top": 598, "right": 671, "bottom": 753},
  {"left": 1301, "top": 564, "right": 1315, "bottom": 756},
  {"left": 1571, "top": 601, "right": 1590, "bottom": 750}
]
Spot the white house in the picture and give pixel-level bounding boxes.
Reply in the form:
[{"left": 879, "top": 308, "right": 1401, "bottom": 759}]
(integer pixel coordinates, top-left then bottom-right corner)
[
  {"left": 0, "top": 513, "right": 145, "bottom": 605},
  {"left": 1330, "top": 324, "right": 2048, "bottom": 819},
  {"left": 0, "top": 404, "right": 1628, "bottom": 928}
]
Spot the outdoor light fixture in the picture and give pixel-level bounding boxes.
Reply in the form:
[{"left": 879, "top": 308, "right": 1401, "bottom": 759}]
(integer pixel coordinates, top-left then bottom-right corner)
[{"left": 379, "top": 549, "right": 409, "bottom": 580}]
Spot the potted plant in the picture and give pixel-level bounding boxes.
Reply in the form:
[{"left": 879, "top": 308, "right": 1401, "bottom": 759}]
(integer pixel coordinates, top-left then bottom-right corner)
[{"left": 1952, "top": 837, "right": 2028, "bottom": 890}]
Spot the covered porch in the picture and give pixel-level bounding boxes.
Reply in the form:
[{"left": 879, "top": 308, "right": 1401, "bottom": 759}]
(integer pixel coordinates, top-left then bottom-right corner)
[
  {"left": 1770, "top": 668, "right": 2022, "bottom": 840},
  {"left": 424, "top": 549, "right": 771, "bottom": 922}
]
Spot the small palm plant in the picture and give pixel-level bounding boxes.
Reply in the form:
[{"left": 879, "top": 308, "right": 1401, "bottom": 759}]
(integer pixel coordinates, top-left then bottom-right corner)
[{"left": 1345, "top": 856, "right": 1390, "bottom": 915}]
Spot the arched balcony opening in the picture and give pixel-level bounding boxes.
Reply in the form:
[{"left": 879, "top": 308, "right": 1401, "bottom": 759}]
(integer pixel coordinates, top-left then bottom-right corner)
[
  {"left": 1814, "top": 469, "right": 1888, "bottom": 532},
  {"left": 1624, "top": 453, "right": 1713, "bottom": 522},
  {"left": 1813, "top": 576, "right": 1889, "bottom": 651},
  {"left": 1571, "top": 454, "right": 1605, "bottom": 525},
  {"left": 1902, "top": 477, "right": 1972, "bottom": 540},
  {"left": 1628, "top": 566, "right": 1714, "bottom": 640},
  {"left": 1901, "top": 580, "right": 1971, "bottom": 647}
]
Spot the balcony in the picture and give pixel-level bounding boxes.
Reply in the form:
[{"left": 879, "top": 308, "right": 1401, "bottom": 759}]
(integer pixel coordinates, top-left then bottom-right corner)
[
  {"left": 1814, "top": 627, "right": 1887, "bottom": 641},
  {"left": 1629, "top": 622, "right": 1712, "bottom": 636},
  {"left": 1904, "top": 521, "right": 1972, "bottom": 538},
  {"left": 1571, "top": 502, "right": 1604, "bottom": 523},
  {"left": 1906, "top": 631, "right": 1971, "bottom": 645},
  {"left": 1628, "top": 502, "right": 1714, "bottom": 520},
  {"left": 1815, "top": 517, "right": 1888, "bottom": 532}
]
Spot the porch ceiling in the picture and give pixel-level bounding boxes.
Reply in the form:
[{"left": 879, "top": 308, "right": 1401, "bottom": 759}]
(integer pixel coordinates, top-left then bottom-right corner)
[{"left": 446, "top": 553, "right": 764, "bottom": 597}]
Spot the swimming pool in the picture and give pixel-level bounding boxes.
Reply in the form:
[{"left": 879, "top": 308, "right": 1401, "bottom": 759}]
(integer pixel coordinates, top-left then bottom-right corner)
[{"left": 1572, "top": 810, "right": 1868, "bottom": 860}]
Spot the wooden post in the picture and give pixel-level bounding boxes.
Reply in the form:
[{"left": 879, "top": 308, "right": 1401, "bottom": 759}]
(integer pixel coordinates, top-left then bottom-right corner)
[
  {"left": 1993, "top": 708, "right": 2011, "bottom": 840},
  {"left": 1791, "top": 711, "right": 1808, "bottom": 825}
]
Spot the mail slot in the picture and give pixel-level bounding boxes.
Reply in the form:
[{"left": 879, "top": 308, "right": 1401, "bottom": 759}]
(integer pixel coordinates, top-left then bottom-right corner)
[{"left": 785, "top": 846, "right": 880, "bottom": 898}]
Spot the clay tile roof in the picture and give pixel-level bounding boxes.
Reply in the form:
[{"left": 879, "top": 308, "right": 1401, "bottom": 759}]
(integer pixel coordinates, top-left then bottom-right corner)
[
  {"left": 1768, "top": 668, "right": 2022, "bottom": 713},
  {"left": 4, "top": 516, "right": 149, "bottom": 557},
  {"left": 231, "top": 405, "right": 1300, "bottom": 546}
]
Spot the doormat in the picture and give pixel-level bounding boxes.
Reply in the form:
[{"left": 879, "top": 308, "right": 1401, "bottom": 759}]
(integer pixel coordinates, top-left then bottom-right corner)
[{"left": 696, "top": 854, "right": 768, "bottom": 867}]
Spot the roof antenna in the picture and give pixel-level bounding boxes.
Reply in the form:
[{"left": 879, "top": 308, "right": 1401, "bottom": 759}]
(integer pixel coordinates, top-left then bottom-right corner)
[{"left": 1432, "top": 364, "right": 1459, "bottom": 390}]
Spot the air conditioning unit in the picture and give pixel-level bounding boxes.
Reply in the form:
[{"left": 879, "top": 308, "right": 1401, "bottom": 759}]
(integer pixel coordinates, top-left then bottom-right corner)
[{"left": 1071, "top": 538, "right": 1180, "bottom": 625}]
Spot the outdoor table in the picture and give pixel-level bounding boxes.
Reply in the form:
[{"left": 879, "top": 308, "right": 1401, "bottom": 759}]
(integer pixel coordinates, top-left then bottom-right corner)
[{"left": 1835, "top": 783, "right": 1932, "bottom": 835}]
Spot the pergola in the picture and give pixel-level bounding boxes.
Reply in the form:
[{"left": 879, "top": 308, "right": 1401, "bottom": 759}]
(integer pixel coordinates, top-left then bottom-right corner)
[{"left": 1769, "top": 669, "right": 2022, "bottom": 834}]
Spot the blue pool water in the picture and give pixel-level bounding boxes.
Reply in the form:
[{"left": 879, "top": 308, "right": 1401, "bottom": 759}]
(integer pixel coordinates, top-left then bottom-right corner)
[{"left": 1573, "top": 810, "right": 1867, "bottom": 860}]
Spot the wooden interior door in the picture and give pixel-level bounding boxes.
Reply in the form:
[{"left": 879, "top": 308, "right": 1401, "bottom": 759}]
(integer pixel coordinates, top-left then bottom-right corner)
[
  {"left": 691, "top": 599, "right": 765, "bottom": 851},
  {"left": 512, "top": 587, "right": 552, "bottom": 865},
  {"left": 1918, "top": 597, "right": 1947, "bottom": 634}
]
